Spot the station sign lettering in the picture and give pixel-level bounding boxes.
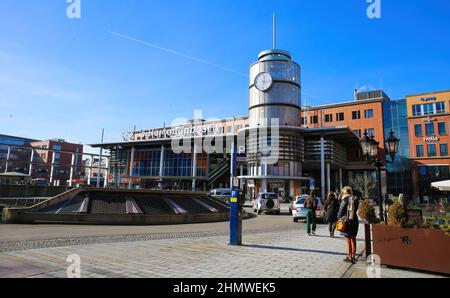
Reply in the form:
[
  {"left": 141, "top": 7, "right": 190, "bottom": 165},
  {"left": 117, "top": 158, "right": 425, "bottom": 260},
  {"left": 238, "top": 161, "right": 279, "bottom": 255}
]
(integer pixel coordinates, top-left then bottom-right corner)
[{"left": 423, "top": 136, "right": 439, "bottom": 142}]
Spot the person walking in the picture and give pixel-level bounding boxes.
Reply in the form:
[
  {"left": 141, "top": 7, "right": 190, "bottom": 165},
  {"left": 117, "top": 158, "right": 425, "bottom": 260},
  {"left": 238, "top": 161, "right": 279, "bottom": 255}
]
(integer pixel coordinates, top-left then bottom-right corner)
[
  {"left": 305, "top": 194, "right": 317, "bottom": 236},
  {"left": 338, "top": 186, "right": 360, "bottom": 263},
  {"left": 324, "top": 191, "right": 339, "bottom": 238}
]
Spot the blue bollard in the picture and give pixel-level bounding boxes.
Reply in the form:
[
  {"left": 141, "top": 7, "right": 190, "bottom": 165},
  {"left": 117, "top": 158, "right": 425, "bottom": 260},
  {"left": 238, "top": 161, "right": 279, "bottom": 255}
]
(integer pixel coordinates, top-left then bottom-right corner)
[{"left": 229, "top": 188, "right": 242, "bottom": 245}]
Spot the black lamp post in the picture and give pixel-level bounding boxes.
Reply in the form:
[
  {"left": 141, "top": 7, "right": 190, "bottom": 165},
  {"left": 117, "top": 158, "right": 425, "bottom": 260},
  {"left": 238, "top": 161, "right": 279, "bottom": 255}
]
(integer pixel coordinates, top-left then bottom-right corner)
[{"left": 360, "top": 130, "right": 400, "bottom": 222}]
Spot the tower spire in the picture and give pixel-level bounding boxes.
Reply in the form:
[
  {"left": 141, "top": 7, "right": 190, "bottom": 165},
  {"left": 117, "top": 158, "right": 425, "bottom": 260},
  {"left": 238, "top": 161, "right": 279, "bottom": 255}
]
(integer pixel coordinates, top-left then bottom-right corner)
[{"left": 273, "top": 13, "right": 277, "bottom": 49}]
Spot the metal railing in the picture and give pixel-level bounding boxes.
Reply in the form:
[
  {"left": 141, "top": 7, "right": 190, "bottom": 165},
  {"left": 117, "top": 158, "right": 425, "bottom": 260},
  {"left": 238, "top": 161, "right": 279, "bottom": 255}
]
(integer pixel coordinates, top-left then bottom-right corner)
[{"left": 0, "top": 143, "right": 110, "bottom": 187}]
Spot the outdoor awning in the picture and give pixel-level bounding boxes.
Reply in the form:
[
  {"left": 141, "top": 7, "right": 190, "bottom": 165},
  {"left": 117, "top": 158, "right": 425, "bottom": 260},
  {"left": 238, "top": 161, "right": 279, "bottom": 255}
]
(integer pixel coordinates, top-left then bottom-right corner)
[
  {"left": 431, "top": 180, "right": 450, "bottom": 192},
  {"left": 0, "top": 172, "right": 30, "bottom": 177}
]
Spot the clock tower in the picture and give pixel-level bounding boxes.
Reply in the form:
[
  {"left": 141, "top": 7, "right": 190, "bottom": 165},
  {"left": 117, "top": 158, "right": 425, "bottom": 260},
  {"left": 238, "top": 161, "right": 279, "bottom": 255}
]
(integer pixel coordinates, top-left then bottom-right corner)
[{"left": 246, "top": 15, "right": 304, "bottom": 196}]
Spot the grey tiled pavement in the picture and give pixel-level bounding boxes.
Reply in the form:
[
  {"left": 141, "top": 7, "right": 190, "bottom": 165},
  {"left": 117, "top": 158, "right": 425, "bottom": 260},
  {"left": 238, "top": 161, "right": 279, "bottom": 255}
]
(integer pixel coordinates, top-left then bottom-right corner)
[{"left": 0, "top": 225, "right": 362, "bottom": 278}]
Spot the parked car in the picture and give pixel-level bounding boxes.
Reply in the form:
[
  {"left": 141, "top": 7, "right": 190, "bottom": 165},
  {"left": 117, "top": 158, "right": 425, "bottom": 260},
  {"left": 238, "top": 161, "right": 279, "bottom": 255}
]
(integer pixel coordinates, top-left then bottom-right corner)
[
  {"left": 253, "top": 192, "right": 281, "bottom": 215},
  {"left": 209, "top": 188, "right": 232, "bottom": 204},
  {"left": 290, "top": 195, "right": 324, "bottom": 222}
]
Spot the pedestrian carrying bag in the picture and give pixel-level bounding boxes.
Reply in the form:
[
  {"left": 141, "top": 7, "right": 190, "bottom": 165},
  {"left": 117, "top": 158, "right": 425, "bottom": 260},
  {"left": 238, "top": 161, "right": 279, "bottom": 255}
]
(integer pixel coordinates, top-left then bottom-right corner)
[
  {"left": 336, "top": 218, "right": 346, "bottom": 232},
  {"left": 336, "top": 196, "right": 353, "bottom": 232}
]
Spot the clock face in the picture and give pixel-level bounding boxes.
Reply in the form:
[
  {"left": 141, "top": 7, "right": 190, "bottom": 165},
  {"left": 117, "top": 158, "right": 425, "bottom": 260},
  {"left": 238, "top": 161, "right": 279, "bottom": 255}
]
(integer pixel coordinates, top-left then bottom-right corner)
[{"left": 254, "top": 72, "right": 273, "bottom": 92}]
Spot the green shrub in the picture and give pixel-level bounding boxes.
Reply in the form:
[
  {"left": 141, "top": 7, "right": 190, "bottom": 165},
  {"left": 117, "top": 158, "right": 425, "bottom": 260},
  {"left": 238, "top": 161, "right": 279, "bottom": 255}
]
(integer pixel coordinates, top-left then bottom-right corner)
[
  {"left": 387, "top": 198, "right": 408, "bottom": 228},
  {"left": 358, "top": 199, "right": 379, "bottom": 224}
]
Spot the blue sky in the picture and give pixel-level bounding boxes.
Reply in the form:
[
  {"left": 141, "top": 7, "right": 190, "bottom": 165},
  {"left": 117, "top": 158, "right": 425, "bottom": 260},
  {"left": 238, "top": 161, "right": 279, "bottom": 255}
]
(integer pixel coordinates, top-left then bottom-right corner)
[{"left": 0, "top": 0, "right": 449, "bottom": 151}]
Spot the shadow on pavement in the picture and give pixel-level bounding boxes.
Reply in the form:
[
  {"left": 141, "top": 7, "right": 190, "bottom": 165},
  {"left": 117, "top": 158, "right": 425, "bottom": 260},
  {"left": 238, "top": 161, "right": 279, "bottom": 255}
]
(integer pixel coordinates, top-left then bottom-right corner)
[{"left": 243, "top": 244, "right": 347, "bottom": 256}]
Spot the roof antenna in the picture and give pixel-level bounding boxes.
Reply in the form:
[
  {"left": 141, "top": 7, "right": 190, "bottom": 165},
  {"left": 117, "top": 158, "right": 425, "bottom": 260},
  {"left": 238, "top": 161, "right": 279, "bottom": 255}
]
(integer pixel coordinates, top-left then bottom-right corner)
[{"left": 273, "top": 13, "right": 277, "bottom": 49}]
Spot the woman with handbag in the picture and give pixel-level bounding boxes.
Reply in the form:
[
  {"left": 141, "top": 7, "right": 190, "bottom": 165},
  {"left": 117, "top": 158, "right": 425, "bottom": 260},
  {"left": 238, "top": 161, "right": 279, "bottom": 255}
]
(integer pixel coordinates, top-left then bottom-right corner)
[
  {"left": 337, "top": 186, "right": 360, "bottom": 264},
  {"left": 324, "top": 192, "right": 339, "bottom": 238}
]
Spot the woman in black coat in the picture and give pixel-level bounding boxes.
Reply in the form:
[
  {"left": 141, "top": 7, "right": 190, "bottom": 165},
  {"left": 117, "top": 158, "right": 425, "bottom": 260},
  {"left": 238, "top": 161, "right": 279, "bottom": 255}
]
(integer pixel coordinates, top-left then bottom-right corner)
[
  {"left": 324, "top": 192, "right": 339, "bottom": 237},
  {"left": 337, "top": 187, "right": 360, "bottom": 264}
]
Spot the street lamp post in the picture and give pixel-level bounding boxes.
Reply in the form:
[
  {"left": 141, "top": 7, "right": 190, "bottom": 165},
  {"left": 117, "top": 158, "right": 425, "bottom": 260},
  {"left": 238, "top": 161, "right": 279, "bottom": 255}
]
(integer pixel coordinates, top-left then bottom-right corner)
[{"left": 360, "top": 130, "right": 400, "bottom": 222}]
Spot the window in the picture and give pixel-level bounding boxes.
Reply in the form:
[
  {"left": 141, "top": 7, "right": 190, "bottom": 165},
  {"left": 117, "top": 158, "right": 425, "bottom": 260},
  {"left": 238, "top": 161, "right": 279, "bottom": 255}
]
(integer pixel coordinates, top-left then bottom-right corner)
[
  {"left": 336, "top": 112, "right": 345, "bottom": 121},
  {"left": 325, "top": 114, "right": 333, "bottom": 123},
  {"left": 425, "top": 123, "right": 435, "bottom": 136},
  {"left": 412, "top": 105, "right": 422, "bottom": 117},
  {"left": 427, "top": 144, "right": 437, "bottom": 157},
  {"left": 310, "top": 116, "right": 318, "bottom": 124},
  {"left": 301, "top": 117, "right": 308, "bottom": 125},
  {"left": 440, "top": 144, "right": 449, "bottom": 156},
  {"left": 418, "top": 166, "right": 427, "bottom": 176},
  {"left": 416, "top": 145, "right": 424, "bottom": 158},
  {"left": 423, "top": 103, "right": 435, "bottom": 115},
  {"left": 226, "top": 126, "right": 233, "bottom": 134},
  {"left": 438, "top": 122, "right": 447, "bottom": 135},
  {"left": 53, "top": 145, "right": 62, "bottom": 151},
  {"left": 353, "top": 130, "right": 362, "bottom": 138},
  {"left": 436, "top": 102, "right": 446, "bottom": 114},
  {"left": 364, "top": 109, "right": 374, "bottom": 118},
  {"left": 364, "top": 128, "right": 375, "bottom": 137},
  {"left": 352, "top": 111, "right": 361, "bottom": 120},
  {"left": 414, "top": 124, "right": 422, "bottom": 137},
  {"left": 54, "top": 153, "right": 61, "bottom": 159}
]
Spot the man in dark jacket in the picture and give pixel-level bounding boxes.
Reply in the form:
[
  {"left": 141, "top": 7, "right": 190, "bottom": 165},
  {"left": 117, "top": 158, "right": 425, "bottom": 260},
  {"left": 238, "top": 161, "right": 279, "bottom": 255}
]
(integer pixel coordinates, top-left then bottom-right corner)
[
  {"left": 324, "top": 192, "right": 339, "bottom": 237},
  {"left": 305, "top": 195, "right": 317, "bottom": 236}
]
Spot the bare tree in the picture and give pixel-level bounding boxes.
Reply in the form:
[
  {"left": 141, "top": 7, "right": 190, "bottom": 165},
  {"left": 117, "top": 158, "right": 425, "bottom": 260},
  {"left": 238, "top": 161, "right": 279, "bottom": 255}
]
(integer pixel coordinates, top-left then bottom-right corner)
[{"left": 351, "top": 172, "right": 377, "bottom": 199}]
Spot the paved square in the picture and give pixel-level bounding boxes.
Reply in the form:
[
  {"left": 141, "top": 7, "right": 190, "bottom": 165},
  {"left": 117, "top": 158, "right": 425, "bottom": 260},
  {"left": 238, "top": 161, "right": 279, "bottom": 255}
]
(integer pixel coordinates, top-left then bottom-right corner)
[{"left": 0, "top": 225, "right": 362, "bottom": 278}]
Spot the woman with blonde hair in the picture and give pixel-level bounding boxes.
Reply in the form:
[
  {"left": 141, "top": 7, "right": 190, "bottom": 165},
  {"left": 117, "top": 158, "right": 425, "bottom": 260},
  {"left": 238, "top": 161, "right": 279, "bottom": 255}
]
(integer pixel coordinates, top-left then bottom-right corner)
[{"left": 337, "top": 186, "right": 360, "bottom": 263}]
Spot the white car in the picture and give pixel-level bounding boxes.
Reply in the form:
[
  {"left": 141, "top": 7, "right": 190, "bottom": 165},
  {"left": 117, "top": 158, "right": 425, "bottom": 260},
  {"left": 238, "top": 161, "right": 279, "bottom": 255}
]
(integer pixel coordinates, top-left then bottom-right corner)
[
  {"left": 290, "top": 195, "right": 324, "bottom": 223},
  {"left": 209, "top": 188, "right": 231, "bottom": 204},
  {"left": 253, "top": 192, "right": 281, "bottom": 215}
]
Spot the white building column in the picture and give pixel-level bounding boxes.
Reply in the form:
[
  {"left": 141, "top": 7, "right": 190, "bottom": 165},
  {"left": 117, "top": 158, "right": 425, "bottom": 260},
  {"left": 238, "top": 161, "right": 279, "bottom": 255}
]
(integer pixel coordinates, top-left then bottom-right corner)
[
  {"left": 28, "top": 149, "right": 35, "bottom": 176},
  {"left": 320, "top": 134, "right": 325, "bottom": 200},
  {"left": 5, "top": 146, "right": 11, "bottom": 173},
  {"left": 192, "top": 143, "right": 198, "bottom": 191},
  {"left": 103, "top": 166, "right": 109, "bottom": 188},
  {"left": 49, "top": 151, "right": 56, "bottom": 186},
  {"left": 128, "top": 146, "right": 136, "bottom": 189},
  {"left": 87, "top": 156, "right": 92, "bottom": 186},
  {"left": 69, "top": 153, "right": 75, "bottom": 187},
  {"left": 327, "top": 163, "right": 331, "bottom": 193},
  {"left": 158, "top": 145, "right": 165, "bottom": 190}
]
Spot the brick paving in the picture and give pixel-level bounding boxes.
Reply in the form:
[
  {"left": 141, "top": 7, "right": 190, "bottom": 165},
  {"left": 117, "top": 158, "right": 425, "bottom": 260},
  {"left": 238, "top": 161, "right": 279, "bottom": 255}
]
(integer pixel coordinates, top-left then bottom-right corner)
[{"left": 0, "top": 224, "right": 362, "bottom": 278}]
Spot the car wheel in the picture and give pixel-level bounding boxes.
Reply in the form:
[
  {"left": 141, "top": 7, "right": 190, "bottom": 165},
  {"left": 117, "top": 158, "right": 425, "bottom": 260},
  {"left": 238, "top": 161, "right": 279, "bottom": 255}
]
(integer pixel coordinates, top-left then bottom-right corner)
[
  {"left": 293, "top": 218, "right": 299, "bottom": 223},
  {"left": 276, "top": 210, "right": 281, "bottom": 215},
  {"left": 258, "top": 209, "right": 262, "bottom": 215}
]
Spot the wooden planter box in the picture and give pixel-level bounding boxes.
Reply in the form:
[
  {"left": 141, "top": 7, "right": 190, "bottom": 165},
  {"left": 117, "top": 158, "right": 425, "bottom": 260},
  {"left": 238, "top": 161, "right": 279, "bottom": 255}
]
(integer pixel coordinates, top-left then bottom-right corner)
[{"left": 372, "top": 224, "right": 450, "bottom": 275}]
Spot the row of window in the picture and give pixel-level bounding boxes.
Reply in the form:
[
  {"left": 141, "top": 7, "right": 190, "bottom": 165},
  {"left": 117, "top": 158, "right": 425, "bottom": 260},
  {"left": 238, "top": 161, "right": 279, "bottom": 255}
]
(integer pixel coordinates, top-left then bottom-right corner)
[
  {"left": 412, "top": 102, "right": 446, "bottom": 117},
  {"left": 303, "top": 109, "right": 374, "bottom": 125},
  {"left": 352, "top": 128, "right": 375, "bottom": 138},
  {"left": 414, "top": 122, "right": 447, "bottom": 137},
  {"left": 416, "top": 144, "right": 449, "bottom": 158}
]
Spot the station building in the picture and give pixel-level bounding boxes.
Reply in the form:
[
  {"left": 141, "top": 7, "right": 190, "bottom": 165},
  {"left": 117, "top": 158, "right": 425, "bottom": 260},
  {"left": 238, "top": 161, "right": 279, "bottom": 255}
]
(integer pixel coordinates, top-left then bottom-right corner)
[{"left": 90, "top": 47, "right": 449, "bottom": 203}]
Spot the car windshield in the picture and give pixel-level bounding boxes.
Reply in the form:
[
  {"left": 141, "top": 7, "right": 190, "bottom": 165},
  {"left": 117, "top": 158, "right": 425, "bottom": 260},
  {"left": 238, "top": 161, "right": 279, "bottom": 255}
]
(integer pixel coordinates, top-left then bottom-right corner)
[
  {"left": 295, "top": 198, "right": 306, "bottom": 205},
  {"left": 261, "top": 194, "right": 277, "bottom": 199}
]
